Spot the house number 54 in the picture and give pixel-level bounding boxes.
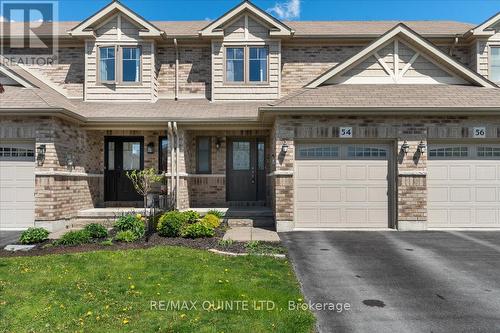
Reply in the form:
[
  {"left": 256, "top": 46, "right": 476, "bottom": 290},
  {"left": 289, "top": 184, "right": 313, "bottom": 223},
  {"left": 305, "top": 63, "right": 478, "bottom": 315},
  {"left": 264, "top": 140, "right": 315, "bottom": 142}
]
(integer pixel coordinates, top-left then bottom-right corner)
[{"left": 339, "top": 127, "right": 353, "bottom": 138}]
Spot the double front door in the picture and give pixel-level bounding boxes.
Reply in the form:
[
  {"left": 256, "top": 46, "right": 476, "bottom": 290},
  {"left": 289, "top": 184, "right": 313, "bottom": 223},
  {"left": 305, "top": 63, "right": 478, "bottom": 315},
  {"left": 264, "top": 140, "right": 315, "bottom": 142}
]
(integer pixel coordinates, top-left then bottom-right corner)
[
  {"left": 226, "top": 138, "right": 266, "bottom": 201},
  {"left": 105, "top": 137, "right": 144, "bottom": 202}
]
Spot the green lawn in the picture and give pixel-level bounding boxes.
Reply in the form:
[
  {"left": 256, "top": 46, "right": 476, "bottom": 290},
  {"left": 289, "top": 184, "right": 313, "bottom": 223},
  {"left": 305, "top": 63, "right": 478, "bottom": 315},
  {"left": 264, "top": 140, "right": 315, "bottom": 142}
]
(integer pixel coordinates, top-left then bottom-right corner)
[{"left": 0, "top": 246, "right": 315, "bottom": 332}]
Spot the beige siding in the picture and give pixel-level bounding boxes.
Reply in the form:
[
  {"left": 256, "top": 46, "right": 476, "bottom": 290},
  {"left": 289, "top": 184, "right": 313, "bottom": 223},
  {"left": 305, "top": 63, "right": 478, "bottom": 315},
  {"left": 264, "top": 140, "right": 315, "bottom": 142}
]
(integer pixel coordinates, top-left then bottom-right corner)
[
  {"left": 224, "top": 16, "right": 246, "bottom": 40},
  {"left": 96, "top": 16, "right": 118, "bottom": 40},
  {"left": 121, "top": 16, "right": 140, "bottom": 41},
  {"left": 212, "top": 40, "right": 280, "bottom": 101},
  {"left": 247, "top": 16, "right": 269, "bottom": 40},
  {"left": 85, "top": 41, "right": 153, "bottom": 102},
  {"left": 343, "top": 56, "right": 387, "bottom": 77}
]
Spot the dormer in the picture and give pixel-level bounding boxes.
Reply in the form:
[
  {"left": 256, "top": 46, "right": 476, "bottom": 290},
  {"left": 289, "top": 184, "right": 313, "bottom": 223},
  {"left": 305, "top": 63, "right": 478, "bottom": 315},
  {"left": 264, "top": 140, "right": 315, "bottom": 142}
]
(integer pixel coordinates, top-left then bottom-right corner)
[
  {"left": 200, "top": 1, "right": 293, "bottom": 101},
  {"left": 68, "top": 1, "right": 164, "bottom": 102}
]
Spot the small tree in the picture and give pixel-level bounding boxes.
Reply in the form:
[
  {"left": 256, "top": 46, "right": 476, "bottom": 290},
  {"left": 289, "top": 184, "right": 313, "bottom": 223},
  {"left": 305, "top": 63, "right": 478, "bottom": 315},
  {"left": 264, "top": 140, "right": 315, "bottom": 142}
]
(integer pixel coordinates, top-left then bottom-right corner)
[{"left": 126, "top": 168, "right": 164, "bottom": 216}]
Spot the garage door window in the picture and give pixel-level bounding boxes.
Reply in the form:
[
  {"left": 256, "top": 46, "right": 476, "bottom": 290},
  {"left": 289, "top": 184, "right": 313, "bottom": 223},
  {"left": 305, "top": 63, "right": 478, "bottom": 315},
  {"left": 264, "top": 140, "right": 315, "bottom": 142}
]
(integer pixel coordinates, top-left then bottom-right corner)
[
  {"left": 297, "top": 144, "right": 339, "bottom": 159},
  {"left": 429, "top": 146, "right": 468, "bottom": 158},
  {"left": 347, "top": 146, "right": 387, "bottom": 158},
  {"left": 0, "top": 145, "right": 35, "bottom": 161},
  {"left": 477, "top": 146, "right": 500, "bottom": 157}
]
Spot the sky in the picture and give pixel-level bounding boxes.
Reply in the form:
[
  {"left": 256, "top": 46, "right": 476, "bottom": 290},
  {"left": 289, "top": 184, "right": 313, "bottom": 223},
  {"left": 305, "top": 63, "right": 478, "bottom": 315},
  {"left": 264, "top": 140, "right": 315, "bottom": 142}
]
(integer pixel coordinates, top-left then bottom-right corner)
[{"left": 3, "top": 0, "right": 500, "bottom": 24}]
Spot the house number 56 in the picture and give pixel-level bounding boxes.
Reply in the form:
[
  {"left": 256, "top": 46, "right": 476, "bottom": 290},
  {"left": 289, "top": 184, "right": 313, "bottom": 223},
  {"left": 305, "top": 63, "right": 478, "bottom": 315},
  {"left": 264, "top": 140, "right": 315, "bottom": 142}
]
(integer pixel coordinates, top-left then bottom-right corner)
[{"left": 473, "top": 127, "right": 486, "bottom": 138}]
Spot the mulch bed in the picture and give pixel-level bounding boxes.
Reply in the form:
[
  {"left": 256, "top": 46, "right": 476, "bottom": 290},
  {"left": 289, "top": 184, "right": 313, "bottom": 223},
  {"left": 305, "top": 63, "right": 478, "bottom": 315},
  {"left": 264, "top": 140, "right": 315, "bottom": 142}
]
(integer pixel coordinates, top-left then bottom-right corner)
[{"left": 0, "top": 229, "right": 283, "bottom": 258}]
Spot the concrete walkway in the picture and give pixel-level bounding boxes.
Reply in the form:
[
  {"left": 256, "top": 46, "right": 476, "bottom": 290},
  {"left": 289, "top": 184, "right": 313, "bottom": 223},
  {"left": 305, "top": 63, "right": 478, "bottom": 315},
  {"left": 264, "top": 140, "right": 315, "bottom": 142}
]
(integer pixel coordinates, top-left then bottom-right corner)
[{"left": 223, "top": 227, "right": 280, "bottom": 242}]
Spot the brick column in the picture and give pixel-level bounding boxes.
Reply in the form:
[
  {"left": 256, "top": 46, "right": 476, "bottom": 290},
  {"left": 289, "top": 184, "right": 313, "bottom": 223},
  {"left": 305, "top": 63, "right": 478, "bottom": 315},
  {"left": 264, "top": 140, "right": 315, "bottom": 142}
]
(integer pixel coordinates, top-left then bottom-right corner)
[
  {"left": 272, "top": 120, "right": 295, "bottom": 231},
  {"left": 397, "top": 137, "right": 427, "bottom": 230}
]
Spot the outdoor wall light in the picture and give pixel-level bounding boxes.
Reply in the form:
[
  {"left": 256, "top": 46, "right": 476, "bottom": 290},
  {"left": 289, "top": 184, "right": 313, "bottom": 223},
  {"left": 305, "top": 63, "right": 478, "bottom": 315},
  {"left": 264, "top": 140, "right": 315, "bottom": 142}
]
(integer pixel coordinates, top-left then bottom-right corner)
[
  {"left": 147, "top": 142, "right": 154, "bottom": 154},
  {"left": 36, "top": 144, "right": 46, "bottom": 164},
  {"left": 281, "top": 141, "right": 289, "bottom": 153},
  {"left": 66, "top": 153, "right": 74, "bottom": 169},
  {"left": 417, "top": 140, "right": 426, "bottom": 154},
  {"left": 215, "top": 138, "right": 222, "bottom": 150},
  {"left": 400, "top": 140, "right": 410, "bottom": 154}
]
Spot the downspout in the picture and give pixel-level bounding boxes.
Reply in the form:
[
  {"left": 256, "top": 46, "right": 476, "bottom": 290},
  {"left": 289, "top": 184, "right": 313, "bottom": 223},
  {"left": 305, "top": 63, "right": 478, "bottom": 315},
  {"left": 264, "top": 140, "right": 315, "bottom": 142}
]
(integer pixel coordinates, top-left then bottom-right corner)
[
  {"left": 173, "top": 121, "right": 180, "bottom": 210},
  {"left": 174, "top": 38, "right": 179, "bottom": 101},
  {"left": 167, "top": 122, "right": 174, "bottom": 208}
]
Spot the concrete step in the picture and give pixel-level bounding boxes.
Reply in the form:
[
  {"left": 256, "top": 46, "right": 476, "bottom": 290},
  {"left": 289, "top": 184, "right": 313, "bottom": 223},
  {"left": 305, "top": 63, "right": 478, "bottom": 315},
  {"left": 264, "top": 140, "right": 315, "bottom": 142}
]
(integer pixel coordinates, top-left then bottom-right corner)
[
  {"left": 225, "top": 217, "right": 274, "bottom": 228},
  {"left": 190, "top": 207, "right": 274, "bottom": 218},
  {"left": 69, "top": 218, "right": 115, "bottom": 229},
  {"left": 77, "top": 208, "right": 154, "bottom": 219}
]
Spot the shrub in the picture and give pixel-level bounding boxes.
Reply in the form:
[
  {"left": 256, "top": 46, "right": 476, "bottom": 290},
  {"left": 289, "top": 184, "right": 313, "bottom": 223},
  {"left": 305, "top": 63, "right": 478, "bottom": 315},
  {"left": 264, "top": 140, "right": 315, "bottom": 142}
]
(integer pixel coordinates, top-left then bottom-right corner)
[
  {"left": 114, "top": 214, "right": 145, "bottom": 238},
  {"left": 218, "top": 238, "right": 234, "bottom": 248},
  {"left": 114, "top": 230, "right": 138, "bottom": 243},
  {"left": 157, "top": 211, "right": 188, "bottom": 237},
  {"left": 100, "top": 238, "right": 113, "bottom": 246},
  {"left": 84, "top": 223, "right": 108, "bottom": 239},
  {"left": 183, "top": 210, "right": 200, "bottom": 224},
  {"left": 56, "top": 230, "right": 91, "bottom": 246},
  {"left": 19, "top": 227, "right": 49, "bottom": 244},
  {"left": 181, "top": 222, "right": 215, "bottom": 238},
  {"left": 201, "top": 214, "right": 221, "bottom": 228},
  {"left": 207, "top": 209, "right": 225, "bottom": 219}
]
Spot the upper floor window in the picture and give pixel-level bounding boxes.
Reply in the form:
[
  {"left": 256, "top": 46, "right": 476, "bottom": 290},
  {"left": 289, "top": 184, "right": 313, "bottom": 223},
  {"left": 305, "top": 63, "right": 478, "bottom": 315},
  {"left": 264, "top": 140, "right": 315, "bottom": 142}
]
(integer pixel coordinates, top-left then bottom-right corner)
[
  {"left": 249, "top": 47, "right": 268, "bottom": 82},
  {"left": 99, "top": 47, "right": 115, "bottom": 82},
  {"left": 98, "top": 46, "right": 141, "bottom": 84},
  {"left": 491, "top": 47, "right": 500, "bottom": 82},
  {"left": 226, "top": 47, "right": 244, "bottom": 82},
  {"left": 122, "top": 47, "right": 141, "bottom": 83},
  {"left": 225, "top": 46, "right": 268, "bottom": 84}
]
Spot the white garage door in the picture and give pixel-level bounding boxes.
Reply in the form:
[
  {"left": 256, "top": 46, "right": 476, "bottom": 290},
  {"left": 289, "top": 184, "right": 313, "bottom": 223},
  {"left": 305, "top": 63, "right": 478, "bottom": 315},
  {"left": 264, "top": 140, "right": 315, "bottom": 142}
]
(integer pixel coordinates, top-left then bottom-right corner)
[
  {"left": 294, "top": 143, "right": 390, "bottom": 228},
  {"left": 428, "top": 144, "right": 500, "bottom": 228},
  {"left": 0, "top": 142, "right": 36, "bottom": 229}
]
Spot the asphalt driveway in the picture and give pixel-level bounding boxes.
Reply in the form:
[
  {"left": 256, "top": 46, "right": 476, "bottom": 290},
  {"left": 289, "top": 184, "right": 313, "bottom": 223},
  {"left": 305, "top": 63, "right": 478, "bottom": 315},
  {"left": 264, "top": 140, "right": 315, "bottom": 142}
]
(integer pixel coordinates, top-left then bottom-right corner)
[{"left": 281, "top": 231, "right": 500, "bottom": 333}]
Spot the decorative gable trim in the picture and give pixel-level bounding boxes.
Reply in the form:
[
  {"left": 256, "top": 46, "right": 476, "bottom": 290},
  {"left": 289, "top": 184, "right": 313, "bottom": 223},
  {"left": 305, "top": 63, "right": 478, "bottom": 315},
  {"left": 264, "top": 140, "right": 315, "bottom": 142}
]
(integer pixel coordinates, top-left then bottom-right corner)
[
  {"left": 306, "top": 24, "right": 496, "bottom": 88},
  {"left": 470, "top": 12, "right": 500, "bottom": 36},
  {"left": 199, "top": 0, "right": 293, "bottom": 37},
  {"left": 68, "top": 0, "right": 163, "bottom": 38}
]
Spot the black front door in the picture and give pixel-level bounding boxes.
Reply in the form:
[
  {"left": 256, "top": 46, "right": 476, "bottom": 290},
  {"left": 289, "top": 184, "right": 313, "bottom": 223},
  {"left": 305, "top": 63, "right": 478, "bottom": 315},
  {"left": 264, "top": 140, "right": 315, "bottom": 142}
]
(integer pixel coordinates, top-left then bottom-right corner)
[
  {"left": 104, "top": 136, "right": 144, "bottom": 202},
  {"left": 227, "top": 138, "right": 266, "bottom": 201}
]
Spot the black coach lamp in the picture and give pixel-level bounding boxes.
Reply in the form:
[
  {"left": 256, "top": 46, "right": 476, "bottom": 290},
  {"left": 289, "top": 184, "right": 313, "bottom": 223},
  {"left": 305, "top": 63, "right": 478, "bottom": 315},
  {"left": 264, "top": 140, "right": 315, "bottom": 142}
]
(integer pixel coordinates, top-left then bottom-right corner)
[
  {"left": 417, "top": 140, "right": 426, "bottom": 154},
  {"left": 147, "top": 142, "right": 154, "bottom": 154},
  {"left": 400, "top": 140, "right": 410, "bottom": 154},
  {"left": 281, "top": 141, "right": 289, "bottom": 153},
  {"left": 36, "top": 144, "right": 46, "bottom": 164}
]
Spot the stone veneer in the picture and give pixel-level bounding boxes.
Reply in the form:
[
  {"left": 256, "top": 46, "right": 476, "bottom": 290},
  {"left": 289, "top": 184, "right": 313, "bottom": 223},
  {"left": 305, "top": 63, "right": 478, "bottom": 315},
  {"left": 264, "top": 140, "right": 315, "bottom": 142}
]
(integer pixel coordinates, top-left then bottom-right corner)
[{"left": 272, "top": 115, "right": 500, "bottom": 231}]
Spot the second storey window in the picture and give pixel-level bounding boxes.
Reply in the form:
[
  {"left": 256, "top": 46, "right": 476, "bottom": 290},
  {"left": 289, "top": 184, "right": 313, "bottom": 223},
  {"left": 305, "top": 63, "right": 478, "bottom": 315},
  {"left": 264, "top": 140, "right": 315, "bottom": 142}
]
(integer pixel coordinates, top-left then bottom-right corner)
[
  {"left": 491, "top": 46, "right": 500, "bottom": 82},
  {"left": 226, "top": 47, "right": 244, "bottom": 82},
  {"left": 249, "top": 47, "right": 268, "bottom": 82},
  {"left": 122, "top": 47, "right": 141, "bottom": 83},
  {"left": 99, "top": 47, "right": 115, "bottom": 82}
]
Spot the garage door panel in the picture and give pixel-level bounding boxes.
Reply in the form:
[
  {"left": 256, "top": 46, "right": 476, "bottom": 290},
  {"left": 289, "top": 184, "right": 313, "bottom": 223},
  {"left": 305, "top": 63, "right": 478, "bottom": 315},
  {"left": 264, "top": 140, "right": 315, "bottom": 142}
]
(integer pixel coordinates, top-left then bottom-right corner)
[
  {"left": 368, "top": 166, "right": 387, "bottom": 179},
  {"left": 368, "top": 187, "right": 387, "bottom": 202},
  {"left": 320, "top": 209, "right": 341, "bottom": 225},
  {"left": 296, "top": 187, "right": 319, "bottom": 202},
  {"left": 345, "top": 187, "right": 367, "bottom": 202},
  {"left": 449, "top": 187, "right": 472, "bottom": 202},
  {"left": 476, "top": 187, "right": 497, "bottom": 202},
  {"left": 319, "top": 166, "right": 341, "bottom": 179},
  {"left": 345, "top": 209, "right": 367, "bottom": 224},
  {"left": 428, "top": 144, "right": 500, "bottom": 228},
  {"left": 428, "top": 187, "right": 448, "bottom": 202},
  {"left": 449, "top": 166, "right": 470, "bottom": 180},
  {"left": 296, "top": 165, "right": 319, "bottom": 180},
  {"left": 346, "top": 166, "right": 367, "bottom": 180},
  {"left": 368, "top": 209, "right": 387, "bottom": 224},
  {"left": 476, "top": 166, "right": 497, "bottom": 180},
  {"left": 296, "top": 207, "right": 319, "bottom": 224},
  {"left": 319, "top": 187, "right": 341, "bottom": 202}
]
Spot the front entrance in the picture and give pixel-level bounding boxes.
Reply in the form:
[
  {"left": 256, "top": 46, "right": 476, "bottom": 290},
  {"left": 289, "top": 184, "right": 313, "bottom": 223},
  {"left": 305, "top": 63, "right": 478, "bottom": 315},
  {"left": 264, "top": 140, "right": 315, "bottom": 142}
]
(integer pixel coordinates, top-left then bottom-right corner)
[
  {"left": 104, "top": 137, "right": 144, "bottom": 202},
  {"left": 226, "top": 138, "right": 266, "bottom": 202}
]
